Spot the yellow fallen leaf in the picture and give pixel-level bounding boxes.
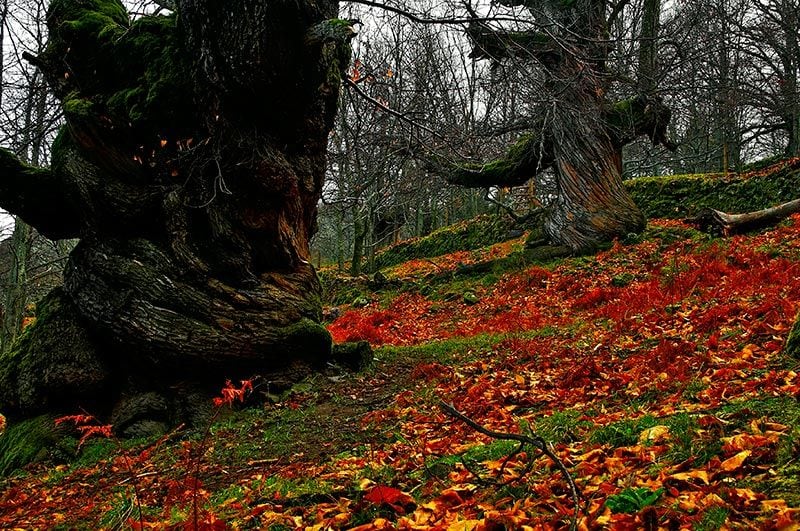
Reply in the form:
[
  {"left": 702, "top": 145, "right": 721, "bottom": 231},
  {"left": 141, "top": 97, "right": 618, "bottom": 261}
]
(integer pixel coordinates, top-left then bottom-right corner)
[
  {"left": 700, "top": 493, "right": 726, "bottom": 508},
  {"left": 447, "top": 520, "right": 482, "bottom": 531},
  {"left": 761, "top": 499, "right": 788, "bottom": 511},
  {"left": 639, "top": 425, "right": 670, "bottom": 444},
  {"left": 720, "top": 450, "right": 751, "bottom": 472},
  {"left": 732, "top": 488, "right": 760, "bottom": 501}
]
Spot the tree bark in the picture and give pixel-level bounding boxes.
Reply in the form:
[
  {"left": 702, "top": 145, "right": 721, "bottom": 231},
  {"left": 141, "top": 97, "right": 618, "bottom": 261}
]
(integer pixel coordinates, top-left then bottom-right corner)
[
  {"left": 0, "top": 0, "right": 360, "bottom": 426},
  {"left": 686, "top": 198, "right": 800, "bottom": 236}
]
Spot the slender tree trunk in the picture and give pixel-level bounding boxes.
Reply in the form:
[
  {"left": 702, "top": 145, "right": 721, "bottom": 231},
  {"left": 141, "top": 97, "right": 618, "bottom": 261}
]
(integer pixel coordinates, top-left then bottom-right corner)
[
  {"left": 638, "top": 0, "right": 660, "bottom": 95},
  {"left": 783, "top": 0, "right": 800, "bottom": 156},
  {"left": 2, "top": 221, "right": 32, "bottom": 351},
  {"left": 336, "top": 208, "right": 345, "bottom": 272},
  {"left": 351, "top": 209, "right": 365, "bottom": 276},
  {"left": 2, "top": 63, "right": 46, "bottom": 351}
]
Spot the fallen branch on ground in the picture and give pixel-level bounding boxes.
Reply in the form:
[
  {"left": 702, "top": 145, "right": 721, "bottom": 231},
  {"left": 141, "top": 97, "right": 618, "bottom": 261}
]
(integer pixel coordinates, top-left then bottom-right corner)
[
  {"left": 438, "top": 401, "right": 583, "bottom": 530},
  {"left": 686, "top": 198, "right": 800, "bottom": 236}
]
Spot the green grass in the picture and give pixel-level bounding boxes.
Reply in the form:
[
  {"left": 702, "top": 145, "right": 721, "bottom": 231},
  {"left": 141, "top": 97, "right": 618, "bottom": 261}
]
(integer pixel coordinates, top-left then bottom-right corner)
[
  {"left": 590, "top": 412, "right": 722, "bottom": 466},
  {"left": 717, "top": 396, "right": 800, "bottom": 505},
  {"left": 374, "top": 333, "right": 505, "bottom": 366},
  {"left": 99, "top": 489, "right": 142, "bottom": 530},
  {"left": 532, "top": 409, "right": 594, "bottom": 443},
  {"left": 605, "top": 487, "right": 663, "bottom": 514},
  {"left": 590, "top": 415, "right": 658, "bottom": 447},
  {"left": 694, "top": 506, "right": 728, "bottom": 531},
  {"left": 418, "top": 439, "right": 521, "bottom": 482}
]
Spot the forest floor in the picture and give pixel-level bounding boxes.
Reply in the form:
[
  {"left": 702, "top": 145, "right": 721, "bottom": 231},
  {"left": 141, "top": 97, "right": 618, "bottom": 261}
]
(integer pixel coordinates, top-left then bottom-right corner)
[{"left": 1, "top": 215, "right": 800, "bottom": 530}]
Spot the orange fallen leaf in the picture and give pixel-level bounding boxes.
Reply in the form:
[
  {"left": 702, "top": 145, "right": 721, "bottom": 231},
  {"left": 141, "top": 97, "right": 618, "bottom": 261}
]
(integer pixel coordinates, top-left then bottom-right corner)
[
  {"left": 761, "top": 499, "right": 788, "bottom": 511},
  {"left": 447, "top": 519, "right": 481, "bottom": 531},
  {"left": 719, "top": 450, "right": 751, "bottom": 472},
  {"left": 364, "top": 485, "right": 416, "bottom": 514}
]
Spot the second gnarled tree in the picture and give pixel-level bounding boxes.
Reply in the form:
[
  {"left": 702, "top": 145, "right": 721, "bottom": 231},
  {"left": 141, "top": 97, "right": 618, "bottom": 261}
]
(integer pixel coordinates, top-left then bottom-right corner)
[{"left": 449, "top": 0, "right": 673, "bottom": 253}]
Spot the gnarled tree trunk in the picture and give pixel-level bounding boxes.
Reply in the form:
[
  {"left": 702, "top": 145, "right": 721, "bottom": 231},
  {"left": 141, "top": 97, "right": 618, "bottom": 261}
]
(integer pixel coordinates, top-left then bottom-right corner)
[
  {"left": 447, "top": 0, "right": 673, "bottom": 253},
  {"left": 0, "top": 0, "right": 357, "bottom": 431}
]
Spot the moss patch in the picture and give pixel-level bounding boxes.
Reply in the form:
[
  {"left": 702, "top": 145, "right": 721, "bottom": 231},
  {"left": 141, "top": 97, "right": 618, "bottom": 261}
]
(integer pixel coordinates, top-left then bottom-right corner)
[
  {"left": 43, "top": 0, "right": 196, "bottom": 144},
  {"left": 0, "top": 415, "right": 64, "bottom": 477},
  {"left": 0, "top": 288, "right": 107, "bottom": 416},
  {"left": 372, "top": 214, "right": 517, "bottom": 270},
  {"left": 627, "top": 159, "right": 800, "bottom": 219}
]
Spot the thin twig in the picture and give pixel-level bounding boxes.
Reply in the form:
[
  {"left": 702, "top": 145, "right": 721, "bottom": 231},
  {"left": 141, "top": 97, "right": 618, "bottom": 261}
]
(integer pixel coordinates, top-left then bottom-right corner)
[
  {"left": 347, "top": 0, "right": 523, "bottom": 25},
  {"left": 438, "top": 401, "right": 582, "bottom": 530}
]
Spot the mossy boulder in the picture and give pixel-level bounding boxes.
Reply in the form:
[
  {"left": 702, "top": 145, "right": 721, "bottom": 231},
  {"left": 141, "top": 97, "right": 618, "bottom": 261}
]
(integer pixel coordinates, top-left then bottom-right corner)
[
  {"left": 0, "top": 415, "right": 65, "bottom": 477},
  {"left": 626, "top": 159, "right": 800, "bottom": 219}
]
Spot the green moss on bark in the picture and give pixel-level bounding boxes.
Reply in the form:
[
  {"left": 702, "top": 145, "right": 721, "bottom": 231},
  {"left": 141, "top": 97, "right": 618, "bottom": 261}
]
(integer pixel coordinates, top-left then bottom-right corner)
[
  {"left": 450, "top": 133, "right": 547, "bottom": 188},
  {"left": 0, "top": 289, "right": 108, "bottom": 416},
  {"left": 44, "top": 0, "right": 194, "bottom": 140}
]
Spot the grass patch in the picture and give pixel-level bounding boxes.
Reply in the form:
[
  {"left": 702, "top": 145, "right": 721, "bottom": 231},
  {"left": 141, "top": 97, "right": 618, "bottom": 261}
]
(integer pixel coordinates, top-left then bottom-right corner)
[
  {"left": 590, "top": 415, "right": 658, "bottom": 447},
  {"left": 374, "top": 333, "right": 505, "bottom": 366},
  {"left": 532, "top": 410, "right": 594, "bottom": 443},
  {"left": 717, "top": 396, "right": 800, "bottom": 505},
  {"left": 591, "top": 412, "right": 722, "bottom": 466},
  {"left": 694, "top": 506, "right": 729, "bottom": 531},
  {"left": 717, "top": 396, "right": 800, "bottom": 430}
]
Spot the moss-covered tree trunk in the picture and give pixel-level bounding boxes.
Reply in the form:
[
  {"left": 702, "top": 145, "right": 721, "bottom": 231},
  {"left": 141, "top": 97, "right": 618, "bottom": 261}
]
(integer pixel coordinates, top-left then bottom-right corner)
[{"left": 0, "top": 0, "right": 357, "bottom": 431}]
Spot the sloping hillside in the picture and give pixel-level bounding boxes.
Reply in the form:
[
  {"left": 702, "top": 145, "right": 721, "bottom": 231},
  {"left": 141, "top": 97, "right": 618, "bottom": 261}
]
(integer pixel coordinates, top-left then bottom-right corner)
[{"left": 1, "top": 199, "right": 799, "bottom": 528}]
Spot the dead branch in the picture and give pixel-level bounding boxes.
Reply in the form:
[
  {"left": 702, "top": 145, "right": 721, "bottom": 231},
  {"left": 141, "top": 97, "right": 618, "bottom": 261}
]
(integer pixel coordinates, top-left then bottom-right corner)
[{"left": 438, "top": 401, "right": 583, "bottom": 530}]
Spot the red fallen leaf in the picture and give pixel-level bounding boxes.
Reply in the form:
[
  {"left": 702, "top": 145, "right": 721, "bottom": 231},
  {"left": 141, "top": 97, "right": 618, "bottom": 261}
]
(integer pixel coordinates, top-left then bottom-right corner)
[
  {"left": 363, "top": 485, "right": 416, "bottom": 514},
  {"left": 435, "top": 488, "right": 466, "bottom": 508}
]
